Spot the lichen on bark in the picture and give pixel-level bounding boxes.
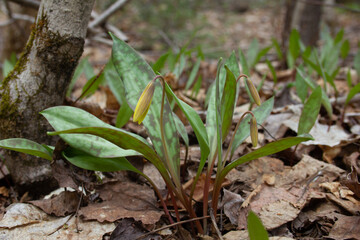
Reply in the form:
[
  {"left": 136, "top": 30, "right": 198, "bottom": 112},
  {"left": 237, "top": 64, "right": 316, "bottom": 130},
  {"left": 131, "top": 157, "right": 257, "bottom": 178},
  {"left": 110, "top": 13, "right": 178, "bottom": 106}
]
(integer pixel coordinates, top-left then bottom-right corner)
[{"left": 0, "top": 0, "right": 95, "bottom": 194}]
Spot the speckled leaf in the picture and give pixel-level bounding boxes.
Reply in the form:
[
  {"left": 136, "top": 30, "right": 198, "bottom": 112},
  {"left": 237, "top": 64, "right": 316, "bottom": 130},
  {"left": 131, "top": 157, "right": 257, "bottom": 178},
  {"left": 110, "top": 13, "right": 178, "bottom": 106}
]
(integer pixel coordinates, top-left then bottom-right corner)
[
  {"left": 110, "top": 34, "right": 179, "bottom": 175},
  {"left": 47, "top": 127, "right": 166, "bottom": 175},
  {"left": 221, "top": 65, "right": 237, "bottom": 142},
  {"left": 63, "top": 148, "right": 141, "bottom": 173},
  {"left": 0, "top": 138, "right": 52, "bottom": 161},
  {"left": 206, "top": 59, "right": 223, "bottom": 159},
  {"left": 41, "top": 106, "right": 139, "bottom": 158}
]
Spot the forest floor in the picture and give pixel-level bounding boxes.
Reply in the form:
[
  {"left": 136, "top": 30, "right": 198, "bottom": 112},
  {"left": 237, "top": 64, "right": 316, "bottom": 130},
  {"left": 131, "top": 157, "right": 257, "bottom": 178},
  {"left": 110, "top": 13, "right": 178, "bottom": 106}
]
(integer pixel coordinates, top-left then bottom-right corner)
[{"left": 0, "top": 3, "right": 360, "bottom": 240}]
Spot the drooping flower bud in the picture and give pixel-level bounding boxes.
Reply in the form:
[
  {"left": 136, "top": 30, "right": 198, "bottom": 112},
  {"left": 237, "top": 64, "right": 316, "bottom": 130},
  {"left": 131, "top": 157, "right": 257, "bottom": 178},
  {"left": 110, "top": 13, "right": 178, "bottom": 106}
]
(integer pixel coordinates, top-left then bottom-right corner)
[
  {"left": 250, "top": 115, "right": 258, "bottom": 147},
  {"left": 133, "top": 80, "right": 155, "bottom": 124},
  {"left": 245, "top": 79, "right": 261, "bottom": 106}
]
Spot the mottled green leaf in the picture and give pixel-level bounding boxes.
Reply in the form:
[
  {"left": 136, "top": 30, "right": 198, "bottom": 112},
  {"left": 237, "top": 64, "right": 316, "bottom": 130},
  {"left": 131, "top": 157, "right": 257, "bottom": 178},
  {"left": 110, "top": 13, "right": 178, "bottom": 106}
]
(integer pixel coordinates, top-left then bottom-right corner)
[
  {"left": 298, "top": 86, "right": 322, "bottom": 135},
  {"left": 63, "top": 148, "right": 141, "bottom": 173},
  {"left": 185, "top": 58, "right": 201, "bottom": 90},
  {"left": 48, "top": 127, "right": 163, "bottom": 170},
  {"left": 221, "top": 65, "right": 237, "bottom": 142},
  {"left": 173, "top": 113, "right": 189, "bottom": 147},
  {"left": 110, "top": 34, "right": 179, "bottom": 172},
  {"left": 0, "top": 138, "right": 52, "bottom": 161},
  {"left": 41, "top": 106, "right": 139, "bottom": 158}
]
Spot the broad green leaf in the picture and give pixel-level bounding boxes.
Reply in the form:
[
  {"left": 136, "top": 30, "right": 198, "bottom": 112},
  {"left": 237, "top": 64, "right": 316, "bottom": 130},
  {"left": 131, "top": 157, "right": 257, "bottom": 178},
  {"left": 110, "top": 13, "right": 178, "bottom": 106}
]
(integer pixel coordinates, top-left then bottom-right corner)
[
  {"left": 206, "top": 59, "right": 223, "bottom": 159},
  {"left": 48, "top": 127, "right": 163, "bottom": 169},
  {"left": 110, "top": 33, "right": 179, "bottom": 172},
  {"left": 221, "top": 65, "right": 237, "bottom": 142},
  {"left": 223, "top": 135, "right": 313, "bottom": 179},
  {"left": 334, "top": 29, "right": 344, "bottom": 45},
  {"left": 298, "top": 86, "right": 322, "bottom": 135},
  {"left": 302, "top": 56, "right": 321, "bottom": 76},
  {"left": 3, "top": 59, "right": 15, "bottom": 78},
  {"left": 164, "top": 82, "right": 209, "bottom": 190},
  {"left": 67, "top": 57, "right": 94, "bottom": 96},
  {"left": 248, "top": 211, "right": 269, "bottom": 240},
  {"left": 265, "top": 59, "right": 277, "bottom": 85},
  {"left": 152, "top": 51, "right": 170, "bottom": 73},
  {"left": 239, "top": 49, "right": 250, "bottom": 76},
  {"left": 272, "top": 38, "right": 283, "bottom": 60},
  {"left": 81, "top": 71, "right": 105, "bottom": 98},
  {"left": 63, "top": 147, "right": 141, "bottom": 173},
  {"left": 173, "top": 54, "right": 186, "bottom": 79},
  {"left": 225, "top": 51, "right": 241, "bottom": 107},
  {"left": 340, "top": 40, "right": 350, "bottom": 59},
  {"left": 191, "top": 75, "right": 202, "bottom": 98},
  {"left": 296, "top": 68, "right": 333, "bottom": 117},
  {"left": 0, "top": 138, "right": 52, "bottom": 161},
  {"left": 104, "top": 60, "right": 133, "bottom": 127},
  {"left": 295, "top": 67, "right": 308, "bottom": 103},
  {"left": 247, "top": 39, "right": 259, "bottom": 69},
  {"left": 41, "top": 106, "right": 139, "bottom": 158},
  {"left": 173, "top": 113, "right": 189, "bottom": 147},
  {"left": 253, "top": 45, "right": 272, "bottom": 68},
  {"left": 346, "top": 82, "right": 360, "bottom": 105},
  {"left": 354, "top": 49, "right": 360, "bottom": 79},
  {"left": 289, "top": 29, "right": 301, "bottom": 62},
  {"left": 346, "top": 69, "right": 352, "bottom": 88},
  {"left": 185, "top": 58, "right": 201, "bottom": 90},
  {"left": 231, "top": 97, "right": 274, "bottom": 156}
]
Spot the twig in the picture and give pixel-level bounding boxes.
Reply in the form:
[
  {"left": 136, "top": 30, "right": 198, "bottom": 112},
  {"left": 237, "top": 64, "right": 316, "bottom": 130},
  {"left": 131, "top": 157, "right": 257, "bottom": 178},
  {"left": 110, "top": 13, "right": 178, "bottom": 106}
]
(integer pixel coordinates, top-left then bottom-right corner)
[
  {"left": 90, "top": 11, "right": 128, "bottom": 41},
  {"left": 89, "top": 0, "right": 129, "bottom": 28},
  {"left": 135, "top": 215, "right": 211, "bottom": 240}
]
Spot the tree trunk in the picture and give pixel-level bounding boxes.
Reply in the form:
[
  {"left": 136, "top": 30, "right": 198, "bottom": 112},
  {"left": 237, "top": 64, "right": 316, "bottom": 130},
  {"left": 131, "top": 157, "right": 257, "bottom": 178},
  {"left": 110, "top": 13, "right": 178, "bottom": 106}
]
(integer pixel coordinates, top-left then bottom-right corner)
[
  {"left": 0, "top": 0, "right": 95, "bottom": 194},
  {"left": 282, "top": 0, "right": 323, "bottom": 48}
]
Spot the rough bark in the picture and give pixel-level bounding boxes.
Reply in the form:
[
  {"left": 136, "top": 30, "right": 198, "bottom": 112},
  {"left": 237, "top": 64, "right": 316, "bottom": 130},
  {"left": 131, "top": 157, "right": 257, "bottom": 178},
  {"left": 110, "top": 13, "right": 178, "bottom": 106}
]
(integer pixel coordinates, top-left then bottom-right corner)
[
  {"left": 0, "top": 0, "right": 95, "bottom": 194},
  {"left": 283, "top": 0, "right": 324, "bottom": 47}
]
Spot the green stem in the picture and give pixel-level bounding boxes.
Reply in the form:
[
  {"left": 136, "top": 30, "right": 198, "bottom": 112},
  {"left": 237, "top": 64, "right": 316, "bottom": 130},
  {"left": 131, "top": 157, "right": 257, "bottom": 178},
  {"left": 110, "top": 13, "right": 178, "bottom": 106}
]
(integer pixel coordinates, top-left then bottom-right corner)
[
  {"left": 222, "top": 111, "right": 254, "bottom": 169},
  {"left": 156, "top": 76, "right": 203, "bottom": 234},
  {"left": 202, "top": 149, "right": 218, "bottom": 232}
]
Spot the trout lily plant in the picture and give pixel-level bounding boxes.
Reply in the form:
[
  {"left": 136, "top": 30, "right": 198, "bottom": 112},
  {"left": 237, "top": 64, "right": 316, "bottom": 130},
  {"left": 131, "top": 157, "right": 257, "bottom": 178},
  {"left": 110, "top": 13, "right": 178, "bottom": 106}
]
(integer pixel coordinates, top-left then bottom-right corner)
[{"left": 0, "top": 35, "right": 312, "bottom": 235}]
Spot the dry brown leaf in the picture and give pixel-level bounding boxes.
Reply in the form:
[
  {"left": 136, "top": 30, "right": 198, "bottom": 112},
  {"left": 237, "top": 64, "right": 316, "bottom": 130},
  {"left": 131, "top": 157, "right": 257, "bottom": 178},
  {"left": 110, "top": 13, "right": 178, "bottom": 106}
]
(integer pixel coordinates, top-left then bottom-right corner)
[
  {"left": 110, "top": 218, "right": 161, "bottom": 240},
  {"left": 0, "top": 203, "right": 115, "bottom": 239},
  {"left": 220, "top": 189, "right": 245, "bottom": 225},
  {"left": 29, "top": 191, "right": 79, "bottom": 217},
  {"left": 328, "top": 215, "right": 360, "bottom": 240},
  {"left": 79, "top": 181, "right": 162, "bottom": 225},
  {"left": 0, "top": 187, "right": 9, "bottom": 197}
]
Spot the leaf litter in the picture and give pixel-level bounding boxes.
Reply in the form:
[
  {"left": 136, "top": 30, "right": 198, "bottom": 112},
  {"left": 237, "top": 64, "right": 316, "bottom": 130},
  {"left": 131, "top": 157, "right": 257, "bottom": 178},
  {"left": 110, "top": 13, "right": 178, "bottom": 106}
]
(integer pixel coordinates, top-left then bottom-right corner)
[{"left": 1, "top": 4, "right": 360, "bottom": 240}]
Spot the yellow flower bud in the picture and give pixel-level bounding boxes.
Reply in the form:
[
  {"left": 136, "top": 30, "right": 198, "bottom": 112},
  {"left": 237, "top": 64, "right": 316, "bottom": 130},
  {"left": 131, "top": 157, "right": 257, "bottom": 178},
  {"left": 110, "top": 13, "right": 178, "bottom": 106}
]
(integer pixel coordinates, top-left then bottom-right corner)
[
  {"left": 133, "top": 80, "right": 155, "bottom": 124},
  {"left": 250, "top": 116, "right": 258, "bottom": 147},
  {"left": 246, "top": 79, "right": 261, "bottom": 106}
]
